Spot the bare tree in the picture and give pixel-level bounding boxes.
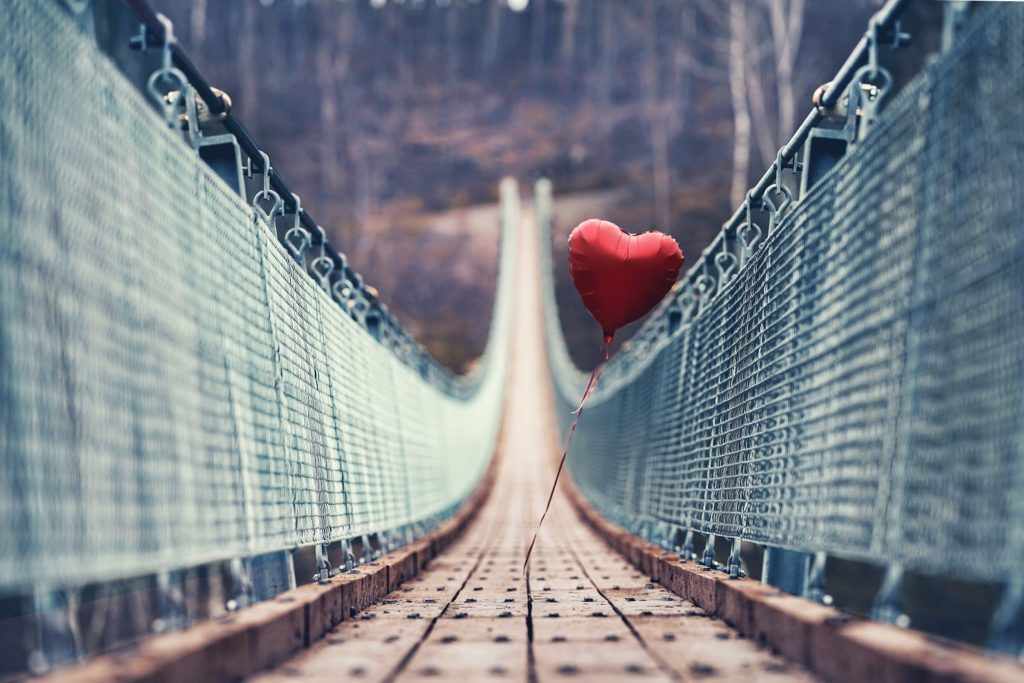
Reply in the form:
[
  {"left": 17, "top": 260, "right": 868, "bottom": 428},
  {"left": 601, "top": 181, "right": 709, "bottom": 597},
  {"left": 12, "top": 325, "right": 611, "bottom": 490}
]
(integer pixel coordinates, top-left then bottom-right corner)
[
  {"left": 741, "top": 0, "right": 807, "bottom": 164},
  {"left": 529, "top": 0, "right": 547, "bottom": 85},
  {"left": 446, "top": 6, "right": 460, "bottom": 84},
  {"left": 189, "top": 0, "right": 207, "bottom": 60},
  {"left": 646, "top": 2, "right": 671, "bottom": 230},
  {"left": 728, "top": 2, "right": 752, "bottom": 209},
  {"left": 745, "top": 40, "right": 778, "bottom": 169},
  {"left": 238, "top": 1, "right": 258, "bottom": 119},
  {"left": 481, "top": 0, "right": 504, "bottom": 71},
  {"left": 315, "top": 3, "right": 353, "bottom": 204},
  {"left": 560, "top": 0, "right": 578, "bottom": 64},
  {"left": 768, "top": 0, "right": 806, "bottom": 140}
]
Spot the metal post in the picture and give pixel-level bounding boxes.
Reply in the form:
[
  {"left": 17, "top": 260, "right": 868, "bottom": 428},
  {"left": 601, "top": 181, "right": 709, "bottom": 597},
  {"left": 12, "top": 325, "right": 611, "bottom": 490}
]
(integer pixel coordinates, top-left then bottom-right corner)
[
  {"left": 28, "top": 588, "right": 79, "bottom": 675},
  {"left": 154, "top": 570, "right": 187, "bottom": 633},
  {"left": 226, "top": 557, "right": 253, "bottom": 612},
  {"left": 727, "top": 538, "right": 744, "bottom": 579},
  {"left": 805, "top": 551, "right": 830, "bottom": 604},
  {"left": 871, "top": 563, "right": 908, "bottom": 626},
  {"left": 313, "top": 544, "right": 333, "bottom": 585}
]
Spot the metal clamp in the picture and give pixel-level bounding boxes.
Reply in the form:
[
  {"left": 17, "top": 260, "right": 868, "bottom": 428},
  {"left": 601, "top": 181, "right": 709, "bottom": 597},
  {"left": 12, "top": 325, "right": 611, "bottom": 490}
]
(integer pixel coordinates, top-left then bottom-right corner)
[
  {"left": 283, "top": 193, "right": 311, "bottom": 261},
  {"left": 251, "top": 150, "right": 283, "bottom": 222},
  {"left": 309, "top": 226, "right": 335, "bottom": 290},
  {"left": 144, "top": 15, "right": 189, "bottom": 128},
  {"left": 714, "top": 242, "right": 737, "bottom": 284},
  {"left": 761, "top": 183, "right": 793, "bottom": 234}
]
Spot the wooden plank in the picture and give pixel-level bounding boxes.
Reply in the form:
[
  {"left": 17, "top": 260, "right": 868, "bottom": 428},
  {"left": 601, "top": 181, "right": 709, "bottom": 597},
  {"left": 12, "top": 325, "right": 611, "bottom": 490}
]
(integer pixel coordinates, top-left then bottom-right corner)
[
  {"left": 561, "top": 471, "right": 1024, "bottom": 683},
  {"left": 34, "top": 427, "right": 504, "bottom": 683}
]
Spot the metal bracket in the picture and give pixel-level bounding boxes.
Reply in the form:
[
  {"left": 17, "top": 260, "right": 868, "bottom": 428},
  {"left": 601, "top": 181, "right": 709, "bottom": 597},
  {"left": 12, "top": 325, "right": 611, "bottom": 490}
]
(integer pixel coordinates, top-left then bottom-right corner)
[
  {"left": 762, "top": 547, "right": 812, "bottom": 596},
  {"left": 198, "top": 134, "right": 246, "bottom": 197},
  {"left": 678, "top": 529, "right": 695, "bottom": 562},
  {"left": 727, "top": 538, "right": 744, "bottom": 579},
  {"left": 340, "top": 539, "right": 358, "bottom": 573},
  {"left": 313, "top": 544, "right": 334, "bottom": 585},
  {"left": 799, "top": 126, "right": 848, "bottom": 200},
  {"left": 701, "top": 533, "right": 717, "bottom": 569}
]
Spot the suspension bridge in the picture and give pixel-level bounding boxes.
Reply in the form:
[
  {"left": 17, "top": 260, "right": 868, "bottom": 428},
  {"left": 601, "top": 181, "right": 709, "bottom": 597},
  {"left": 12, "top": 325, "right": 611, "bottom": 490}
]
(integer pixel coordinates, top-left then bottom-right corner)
[{"left": 2, "top": 0, "right": 1024, "bottom": 681}]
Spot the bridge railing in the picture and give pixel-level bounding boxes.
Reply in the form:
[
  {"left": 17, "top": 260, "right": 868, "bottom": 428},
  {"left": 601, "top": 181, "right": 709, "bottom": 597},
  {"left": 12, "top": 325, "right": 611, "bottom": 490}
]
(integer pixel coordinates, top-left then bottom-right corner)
[
  {"left": 0, "top": 0, "right": 514, "bottom": 663},
  {"left": 540, "top": 0, "right": 1024, "bottom": 650}
]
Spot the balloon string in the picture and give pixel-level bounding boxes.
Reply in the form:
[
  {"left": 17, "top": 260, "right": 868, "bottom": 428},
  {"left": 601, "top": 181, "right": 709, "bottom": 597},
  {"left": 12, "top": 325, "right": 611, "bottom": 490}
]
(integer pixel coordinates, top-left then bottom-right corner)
[{"left": 524, "top": 338, "right": 611, "bottom": 574}]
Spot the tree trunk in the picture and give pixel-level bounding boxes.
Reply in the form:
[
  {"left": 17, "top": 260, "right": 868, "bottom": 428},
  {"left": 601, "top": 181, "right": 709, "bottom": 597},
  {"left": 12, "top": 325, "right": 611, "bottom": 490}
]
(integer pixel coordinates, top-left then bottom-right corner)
[
  {"left": 481, "top": 0, "right": 504, "bottom": 71},
  {"left": 529, "top": 0, "right": 547, "bottom": 86},
  {"left": 446, "top": 7, "right": 459, "bottom": 84},
  {"left": 647, "top": 2, "right": 671, "bottom": 230},
  {"left": 238, "top": 2, "right": 257, "bottom": 120},
  {"left": 560, "top": 0, "right": 577, "bottom": 64},
  {"left": 769, "top": 0, "right": 806, "bottom": 140},
  {"left": 599, "top": 2, "right": 616, "bottom": 113},
  {"left": 189, "top": 0, "right": 207, "bottom": 60},
  {"left": 745, "top": 49, "right": 778, "bottom": 168},
  {"left": 728, "top": 2, "right": 752, "bottom": 209}
]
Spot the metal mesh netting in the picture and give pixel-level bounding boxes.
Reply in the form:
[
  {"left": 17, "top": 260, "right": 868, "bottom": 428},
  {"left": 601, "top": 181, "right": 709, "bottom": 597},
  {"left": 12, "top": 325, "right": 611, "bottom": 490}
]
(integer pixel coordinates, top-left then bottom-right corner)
[
  {"left": 542, "top": 4, "right": 1024, "bottom": 583},
  {"left": 0, "top": 0, "right": 514, "bottom": 592}
]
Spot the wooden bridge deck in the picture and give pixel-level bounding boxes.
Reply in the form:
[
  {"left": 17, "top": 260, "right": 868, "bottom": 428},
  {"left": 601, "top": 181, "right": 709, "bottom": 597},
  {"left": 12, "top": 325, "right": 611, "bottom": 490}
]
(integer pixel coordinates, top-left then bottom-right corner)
[{"left": 250, "top": 208, "right": 815, "bottom": 683}]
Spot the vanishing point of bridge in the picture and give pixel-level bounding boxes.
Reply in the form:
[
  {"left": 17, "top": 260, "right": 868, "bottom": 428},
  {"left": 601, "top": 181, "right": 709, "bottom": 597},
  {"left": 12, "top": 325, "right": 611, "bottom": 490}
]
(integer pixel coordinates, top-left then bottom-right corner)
[{"left": 3, "top": 1, "right": 1024, "bottom": 682}]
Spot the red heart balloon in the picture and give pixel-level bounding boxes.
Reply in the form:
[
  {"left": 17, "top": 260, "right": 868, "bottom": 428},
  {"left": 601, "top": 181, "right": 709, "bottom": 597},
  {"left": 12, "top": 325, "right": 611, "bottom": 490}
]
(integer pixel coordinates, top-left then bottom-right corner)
[{"left": 568, "top": 219, "right": 684, "bottom": 340}]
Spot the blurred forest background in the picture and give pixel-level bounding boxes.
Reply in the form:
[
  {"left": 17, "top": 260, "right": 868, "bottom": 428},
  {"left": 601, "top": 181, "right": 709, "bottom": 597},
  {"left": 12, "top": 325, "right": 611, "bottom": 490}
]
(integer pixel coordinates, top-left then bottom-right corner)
[{"left": 156, "top": 0, "right": 883, "bottom": 371}]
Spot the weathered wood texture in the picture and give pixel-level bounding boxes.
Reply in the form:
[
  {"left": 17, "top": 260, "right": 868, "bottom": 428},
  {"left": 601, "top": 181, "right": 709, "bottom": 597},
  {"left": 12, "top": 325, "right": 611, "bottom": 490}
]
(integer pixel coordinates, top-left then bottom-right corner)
[
  {"left": 562, "top": 436, "right": 1024, "bottom": 683},
  {"left": 33, "top": 435, "right": 499, "bottom": 683}
]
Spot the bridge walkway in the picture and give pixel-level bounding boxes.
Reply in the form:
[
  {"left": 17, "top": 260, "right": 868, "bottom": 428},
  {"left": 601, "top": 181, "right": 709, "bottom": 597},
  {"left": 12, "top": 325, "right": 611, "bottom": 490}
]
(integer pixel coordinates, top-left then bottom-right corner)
[{"left": 250, "top": 207, "right": 816, "bottom": 683}]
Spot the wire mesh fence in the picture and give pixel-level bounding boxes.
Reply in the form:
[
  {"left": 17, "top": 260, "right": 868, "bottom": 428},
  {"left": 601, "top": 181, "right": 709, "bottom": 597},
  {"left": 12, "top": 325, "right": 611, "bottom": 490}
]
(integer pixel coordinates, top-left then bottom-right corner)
[
  {"left": 541, "top": 1, "right": 1024, "bottom": 586},
  {"left": 0, "top": 0, "right": 514, "bottom": 594}
]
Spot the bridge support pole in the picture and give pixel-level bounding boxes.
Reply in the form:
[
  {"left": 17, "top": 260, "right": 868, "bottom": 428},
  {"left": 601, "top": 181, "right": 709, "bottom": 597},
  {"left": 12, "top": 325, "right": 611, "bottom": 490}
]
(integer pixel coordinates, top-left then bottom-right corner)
[
  {"left": 871, "top": 563, "right": 909, "bottom": 627},
  {"left": 154, "top": 569, "right": 188, "bottom": 633},
  {"left": 727, "top": 539, "right": 744, "bottom": 579},
  {"left": 701, "top": 534, "right": 717, "bottom": 568},
  {"left": 27, "top": 587, "right": 80, "bottom": 675}
]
